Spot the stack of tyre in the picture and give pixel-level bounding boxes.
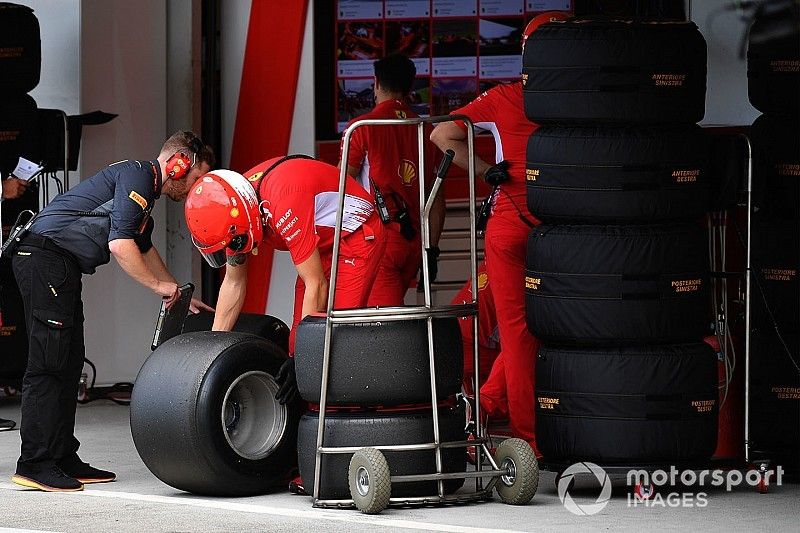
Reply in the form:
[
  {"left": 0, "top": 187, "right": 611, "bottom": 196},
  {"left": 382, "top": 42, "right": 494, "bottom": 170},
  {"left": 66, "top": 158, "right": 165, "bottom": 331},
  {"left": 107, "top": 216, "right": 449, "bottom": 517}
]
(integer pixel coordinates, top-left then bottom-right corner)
[
  {"left": 293, "top": 315, "right": 467, "bottom": 499},
  {"left": 0, "top": 3, "right": 41, "bottom": 383},
  {"left": 522, "top": 19, "right": 718, "bottom": 465},
  {"left": 746, "top": 6, "right": 800, "bottom": 475}
]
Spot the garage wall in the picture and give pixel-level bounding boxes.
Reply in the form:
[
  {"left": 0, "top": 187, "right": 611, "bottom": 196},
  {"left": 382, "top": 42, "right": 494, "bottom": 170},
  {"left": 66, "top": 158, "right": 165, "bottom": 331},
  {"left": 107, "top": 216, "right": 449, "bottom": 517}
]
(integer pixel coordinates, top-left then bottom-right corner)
[
  {"left": 220, "top": 0, "right": 315, "bottom": 327},
  {"left": 78, "top": 0, "right": 170, "bottom": 385},
  {"left": 690, "top": 0, "right": 760, "bottom": 126}
]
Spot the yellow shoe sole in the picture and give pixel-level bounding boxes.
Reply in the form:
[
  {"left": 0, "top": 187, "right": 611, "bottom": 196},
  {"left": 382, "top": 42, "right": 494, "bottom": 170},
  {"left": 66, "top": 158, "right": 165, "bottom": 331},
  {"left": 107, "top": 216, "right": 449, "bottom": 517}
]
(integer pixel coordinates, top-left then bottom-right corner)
[
  {"left": 11, "top": 474, "right": 84, "bottom": 492},
  {"left": 75, "top": 475, "right": 116, "bottom": 484}
]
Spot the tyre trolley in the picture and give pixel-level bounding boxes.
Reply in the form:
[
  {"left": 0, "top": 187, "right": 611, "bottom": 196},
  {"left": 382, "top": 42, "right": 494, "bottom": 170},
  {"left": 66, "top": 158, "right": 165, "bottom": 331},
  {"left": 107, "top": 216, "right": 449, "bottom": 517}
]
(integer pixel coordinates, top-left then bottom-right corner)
[{"left": 312, "top": 115, "right": 539, "bottom": 513}]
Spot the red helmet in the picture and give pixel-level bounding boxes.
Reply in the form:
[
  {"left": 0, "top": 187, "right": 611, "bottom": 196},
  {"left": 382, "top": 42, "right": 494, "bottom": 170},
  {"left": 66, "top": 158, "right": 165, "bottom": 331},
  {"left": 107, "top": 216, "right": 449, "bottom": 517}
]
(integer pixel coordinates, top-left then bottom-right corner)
[
  {"left": 185, "top": 169, "right": 263, "bottom": 268},
  {"left": 522, "top": 11, "right": 570, "bottom": 51}
]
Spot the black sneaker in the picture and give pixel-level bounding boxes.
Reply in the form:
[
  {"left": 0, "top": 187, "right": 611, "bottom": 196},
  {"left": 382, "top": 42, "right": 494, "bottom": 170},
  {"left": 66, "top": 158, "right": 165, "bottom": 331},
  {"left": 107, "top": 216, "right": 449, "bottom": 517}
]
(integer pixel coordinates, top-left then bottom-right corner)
[
  {"left": 288, "top": 475, "right": 308, "bottom": 495},
  {"left": 0, "top": 418, "right": 15, "bottom": 431},
  {"left": 57, "top": 455, "right": 116, "bottom": 484},
  {"left": 12, "top": 465, "right": 83, "bottom": 492}
]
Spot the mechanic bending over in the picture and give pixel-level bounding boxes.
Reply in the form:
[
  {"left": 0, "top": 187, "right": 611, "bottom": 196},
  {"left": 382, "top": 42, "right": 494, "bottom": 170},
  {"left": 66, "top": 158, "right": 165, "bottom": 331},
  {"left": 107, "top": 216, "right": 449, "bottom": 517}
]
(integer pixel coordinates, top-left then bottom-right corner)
[
  {"left": 430, "top": 12, "right": 571, "bottom": 457},
  {"left": 338, "top": 53, "right": 445, "bottom": 306},
  {"left": 185, "top": 156, "right": 386, "bottom": 404},
  {"left": 8, "top": 131, "right": 215, "bottom": 492}
]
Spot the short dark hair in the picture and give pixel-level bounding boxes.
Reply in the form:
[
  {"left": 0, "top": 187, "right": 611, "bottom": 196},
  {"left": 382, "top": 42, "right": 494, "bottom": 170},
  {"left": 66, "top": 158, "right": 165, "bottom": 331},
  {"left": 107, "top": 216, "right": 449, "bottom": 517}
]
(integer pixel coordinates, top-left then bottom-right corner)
[
  {"left": 160, "top": 131, "right": 215, "bottom": 167},
  {"left": 373, "top": 54, "right": 416, "bottom": 96}
]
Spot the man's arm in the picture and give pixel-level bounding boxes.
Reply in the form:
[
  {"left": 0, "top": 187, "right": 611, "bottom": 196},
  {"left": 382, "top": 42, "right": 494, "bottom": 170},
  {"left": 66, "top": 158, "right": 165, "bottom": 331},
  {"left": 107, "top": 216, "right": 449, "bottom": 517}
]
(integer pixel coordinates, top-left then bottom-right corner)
[
  {"left": 212, "top": 259, "right": 248, "bottom": 331},
  {"left": 109, "top": 238, "right": 178, "bottom": 300},
  {"left": 143, "top": 247, "right": 214, "bottom": 313},
  {"left": 296, "top": 249, "right": 328, "bottom": 318},
  {"left": 430, "top": 122, "right": 492, "bottom": 179},
  {"left": 429, "top": 189, "right": 446, "bottom": 247}
]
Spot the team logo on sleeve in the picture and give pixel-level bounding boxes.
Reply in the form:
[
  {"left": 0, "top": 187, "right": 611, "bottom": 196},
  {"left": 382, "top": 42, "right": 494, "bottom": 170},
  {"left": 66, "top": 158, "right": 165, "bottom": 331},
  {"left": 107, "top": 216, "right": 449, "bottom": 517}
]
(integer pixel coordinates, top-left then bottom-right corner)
[
  {"left": 395, "top": 110, "right": 407, "bottom": 119},
  {"left": 128, "top": 190, "right": 148, "bottom": 210},
  {"left": 398, "top": 160, "right": 417, "bottom": 186},
  {"left": 247, "top": 171, "right": 264, "bottom": 182}
]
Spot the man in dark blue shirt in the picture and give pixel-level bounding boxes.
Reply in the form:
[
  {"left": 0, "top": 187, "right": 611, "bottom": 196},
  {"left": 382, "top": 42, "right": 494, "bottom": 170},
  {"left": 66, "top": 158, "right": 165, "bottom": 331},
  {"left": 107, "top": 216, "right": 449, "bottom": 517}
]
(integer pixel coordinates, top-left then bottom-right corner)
[{"left": 9, "top": 131, "right": 214, "bottom": 492}]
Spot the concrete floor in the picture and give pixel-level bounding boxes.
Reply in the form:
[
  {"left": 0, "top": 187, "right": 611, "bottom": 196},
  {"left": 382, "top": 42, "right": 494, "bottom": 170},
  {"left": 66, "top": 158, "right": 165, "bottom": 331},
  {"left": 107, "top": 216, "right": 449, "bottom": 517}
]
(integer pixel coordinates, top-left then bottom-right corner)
[{"left": 0, "top": 397, "right": 797, "bottom": 533}]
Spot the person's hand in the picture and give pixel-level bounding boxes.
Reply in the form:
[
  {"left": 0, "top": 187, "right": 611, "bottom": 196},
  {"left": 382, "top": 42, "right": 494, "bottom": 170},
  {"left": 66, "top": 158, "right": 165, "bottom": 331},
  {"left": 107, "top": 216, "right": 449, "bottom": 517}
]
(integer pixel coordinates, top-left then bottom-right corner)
[
  {"left": 2, "top": 177, "right": 29, "bottom": 200},
  {"left": 418, "top": 246, "right": 441, "bottom": 287},
  {"left": 483, "top": 160, "right": 510, "bottom": 186},
  {"left": 153, "top": 281, "right": 179, "bottom": 309},
  {"left": 189, "top": 298, "right": 215, "bottom": 314},
  {"left": 275, "top": 357, "right": 299, "bottom": 405}
]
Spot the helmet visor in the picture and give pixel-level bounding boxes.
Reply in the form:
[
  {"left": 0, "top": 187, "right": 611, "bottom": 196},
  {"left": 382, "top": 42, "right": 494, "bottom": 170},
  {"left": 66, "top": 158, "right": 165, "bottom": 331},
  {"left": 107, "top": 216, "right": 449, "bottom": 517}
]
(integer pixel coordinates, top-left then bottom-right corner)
[{"left": 191, "top": 235, "right": 229, "bottom": 269}]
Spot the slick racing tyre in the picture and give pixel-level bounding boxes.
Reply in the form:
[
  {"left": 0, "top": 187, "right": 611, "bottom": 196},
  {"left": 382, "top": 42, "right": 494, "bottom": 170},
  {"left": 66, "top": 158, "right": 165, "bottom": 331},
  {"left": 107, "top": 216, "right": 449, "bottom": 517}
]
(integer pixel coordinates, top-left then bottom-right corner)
[
  {"left": 750, "top": 114, "right": 800, "bottom": 220},
  {"left": 130, "top": 332, "right": 301, "bottom": 496},
  {"left": 526, "top": 124, "right": 710, "bottom": 223},
  {"left": 536, "top": 343, "right": 718, "bottom": 463},
  {"left": 747, "top": 5, "right": 800, "bottom": 115},
  {"left": 183, "top": 311, "right": 291, "bottom": 352},
  {"left": 522, "top": 20, "right": 707, "bottom": 123},
  {"left": 295, "top": 315, "right": 463, "bottom": 405},
  {"left": 0, "top": 3, "right": 41, "bottom": 93},
  {"left": 297, "top": 406, "right": 466, "bottom": 499},
  {"left": 525, "top": 224, "right": 709, "bottom": 345}
]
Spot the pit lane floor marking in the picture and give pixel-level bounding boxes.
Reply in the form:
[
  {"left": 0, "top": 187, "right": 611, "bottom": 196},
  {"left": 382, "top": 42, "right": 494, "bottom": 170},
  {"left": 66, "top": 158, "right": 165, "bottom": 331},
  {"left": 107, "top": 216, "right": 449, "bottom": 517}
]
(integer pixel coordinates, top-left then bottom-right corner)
[{"left": 0, "top": 483, "right": 521, "bottom": 533}]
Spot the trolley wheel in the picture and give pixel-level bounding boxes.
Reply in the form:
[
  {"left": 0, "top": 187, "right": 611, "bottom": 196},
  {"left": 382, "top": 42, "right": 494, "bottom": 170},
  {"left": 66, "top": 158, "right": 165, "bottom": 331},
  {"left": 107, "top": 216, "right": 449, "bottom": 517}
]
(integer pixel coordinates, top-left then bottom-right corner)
[
  {"left": 493, "top": 438, "right": 539, "bottom": 505},
  {"left": 634, "top": 482, "right": 655, "bottom": 500},
  {"left": 349, "top": 448, "right": 391, "bottom": 514}
]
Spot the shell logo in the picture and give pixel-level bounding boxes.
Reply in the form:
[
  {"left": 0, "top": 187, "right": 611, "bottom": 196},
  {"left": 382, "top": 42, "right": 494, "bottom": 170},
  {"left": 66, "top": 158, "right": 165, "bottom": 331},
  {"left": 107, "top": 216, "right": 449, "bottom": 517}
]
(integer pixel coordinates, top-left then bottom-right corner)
[
  {"left": 230, "top": 207, "right": 240, "bottom": 218},
  {"left": 477, "top": 272, "right": 489, "bottom": 291},
  {"left": 398, "top": 159, "right": 417, "bottom": 186}
]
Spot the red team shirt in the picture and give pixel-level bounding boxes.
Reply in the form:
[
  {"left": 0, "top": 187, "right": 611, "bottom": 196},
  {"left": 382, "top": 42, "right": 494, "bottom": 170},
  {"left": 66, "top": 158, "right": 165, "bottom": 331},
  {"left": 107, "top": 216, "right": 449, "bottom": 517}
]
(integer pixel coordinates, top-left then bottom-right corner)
[
  {"left": 343, "top": 99, "right": 433, "bottom": 231},
  {"left": 453, "top": 82, "right": 539, "bottom": 219},
  {"left": 243, "top": 158, "right": 375, "bottom": 265}
]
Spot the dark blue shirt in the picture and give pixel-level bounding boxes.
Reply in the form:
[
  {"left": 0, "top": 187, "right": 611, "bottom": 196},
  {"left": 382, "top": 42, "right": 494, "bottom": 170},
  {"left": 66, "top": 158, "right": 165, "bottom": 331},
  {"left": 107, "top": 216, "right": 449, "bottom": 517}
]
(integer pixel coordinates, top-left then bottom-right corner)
[{"left": 30, "top": 160, "right": 161, "bottom": 273}]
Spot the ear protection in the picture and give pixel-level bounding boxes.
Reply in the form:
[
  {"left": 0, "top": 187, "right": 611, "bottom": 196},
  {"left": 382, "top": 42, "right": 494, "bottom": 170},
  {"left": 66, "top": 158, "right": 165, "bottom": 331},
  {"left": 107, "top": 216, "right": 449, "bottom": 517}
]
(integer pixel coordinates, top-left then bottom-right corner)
[{"left": 166, "top": 132, "right": 206, "bottom": 180}]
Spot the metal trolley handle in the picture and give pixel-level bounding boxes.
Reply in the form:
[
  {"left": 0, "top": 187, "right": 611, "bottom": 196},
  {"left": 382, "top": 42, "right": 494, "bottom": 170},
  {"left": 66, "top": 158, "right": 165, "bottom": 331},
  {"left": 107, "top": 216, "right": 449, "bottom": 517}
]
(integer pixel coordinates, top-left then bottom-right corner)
[{"left": 313, "top": 115, "right": 483, "bottom": 506}]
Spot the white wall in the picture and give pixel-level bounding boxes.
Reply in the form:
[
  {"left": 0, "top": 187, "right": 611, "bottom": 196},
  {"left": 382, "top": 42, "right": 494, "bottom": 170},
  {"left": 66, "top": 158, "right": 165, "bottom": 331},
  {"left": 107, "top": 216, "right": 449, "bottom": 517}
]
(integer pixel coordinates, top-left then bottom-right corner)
[
  {"left": 78, "top": 0, "right": 169, "bottom": 385},
  {"left": 220, "top": 0, "right": 315, "bottom": 327},
  {"left": 23, "top": 0, "right": 81, "bottom": 115},
  {"left": 690, "top": 0, "right": 761, "bottom": 126}
]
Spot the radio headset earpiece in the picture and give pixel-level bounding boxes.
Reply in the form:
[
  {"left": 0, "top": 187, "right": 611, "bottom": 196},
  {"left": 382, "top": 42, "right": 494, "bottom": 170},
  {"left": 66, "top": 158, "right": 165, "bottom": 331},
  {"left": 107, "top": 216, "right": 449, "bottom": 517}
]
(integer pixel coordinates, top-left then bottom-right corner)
[{"left": 166, "top": 132, "right": 205, "bottom": 180}]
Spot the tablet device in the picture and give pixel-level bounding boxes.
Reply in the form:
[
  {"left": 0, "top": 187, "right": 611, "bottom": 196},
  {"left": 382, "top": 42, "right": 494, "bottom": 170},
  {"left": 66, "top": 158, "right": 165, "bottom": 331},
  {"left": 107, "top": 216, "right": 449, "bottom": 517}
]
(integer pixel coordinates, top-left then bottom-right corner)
[{"left": 151, "top": 283, "right": 194, "bottom": 351}]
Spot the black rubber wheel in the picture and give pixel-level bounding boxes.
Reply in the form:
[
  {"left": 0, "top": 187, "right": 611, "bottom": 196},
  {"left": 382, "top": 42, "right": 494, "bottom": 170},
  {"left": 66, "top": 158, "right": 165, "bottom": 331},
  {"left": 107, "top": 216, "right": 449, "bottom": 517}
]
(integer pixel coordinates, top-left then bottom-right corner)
[
  {"left": 183, "top": 311, "right": 290, "bottom": 352},
  {"left": 494, "top": 438, "right": 539, "bottom": 505},
  {"left": 747, "top": 5, "right": 800, "bottom": 115},
  {"left": 0, "top": 94, "right": 38, "bottom": 176},
  {"left": 295, "top": 315, "right": 463, "bottom": 405},
  {"left": 522, "top": 20, "right": 706, "bottom": 123},
  {"left": 526, "top": 124, "right": 710, "bottom": 223},
  {"left": 297, "top": 406, "right": 467, "bottom": 500},
  {"left": 750, "top": 114, "right": 800, "bottom": 221},
  {"left": 749, "top": 329, "right": 800, "bottom": 474},
  {"left": 525, "top": 224, "right": 709, "bottom": 346},
  {"left": 536, "top": 343, "right": 718, "bottom": 463},
  {"left": 0, "top": 3, "right": 41, "bottom": 93},
  {"left": 750, "top": 215, "right": 800, "bottom": 331},
  {"left": 349, "top": 448, "right": 392, "bottom": 514},
  {"left": 130, "top": 331, "right": 302, "bottom": 496}
]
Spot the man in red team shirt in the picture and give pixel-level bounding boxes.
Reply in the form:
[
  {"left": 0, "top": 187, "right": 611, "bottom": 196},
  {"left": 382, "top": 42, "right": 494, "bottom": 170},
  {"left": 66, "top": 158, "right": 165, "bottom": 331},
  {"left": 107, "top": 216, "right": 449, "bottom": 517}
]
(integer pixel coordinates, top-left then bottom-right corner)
[
  {"left": 430, "top": 12, "right": 570, "bottom": 454},
  {"left": 185, "top": 157, "right": 385, "bottom": 403},
  {"left": 340, "top": 54, "right": 445, "bottom": 306},
  {"left": 452, "top": 261, "right": 502, "bottom": 398}
]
